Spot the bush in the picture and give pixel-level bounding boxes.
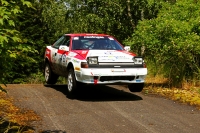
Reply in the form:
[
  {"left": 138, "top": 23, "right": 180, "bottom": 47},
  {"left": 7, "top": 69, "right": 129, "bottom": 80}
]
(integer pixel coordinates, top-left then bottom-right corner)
[{"left": 125, "top": 0, "right": 200, "bottom": 87}]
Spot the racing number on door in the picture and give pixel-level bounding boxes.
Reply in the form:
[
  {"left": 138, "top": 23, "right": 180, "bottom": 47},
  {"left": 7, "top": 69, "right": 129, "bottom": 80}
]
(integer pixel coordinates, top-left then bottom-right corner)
[
  {"left": 59, "top": 54, "right": 67, "bottom": 64},
  {"left": 61, "top": 54, "right": 66, "bottom": 63}
]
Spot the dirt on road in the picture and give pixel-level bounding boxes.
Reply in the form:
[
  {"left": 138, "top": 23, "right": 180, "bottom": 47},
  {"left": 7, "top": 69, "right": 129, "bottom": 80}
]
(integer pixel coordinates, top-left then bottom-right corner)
[{"left": 5, "top": 84, "right": 200, "bottom": 133}]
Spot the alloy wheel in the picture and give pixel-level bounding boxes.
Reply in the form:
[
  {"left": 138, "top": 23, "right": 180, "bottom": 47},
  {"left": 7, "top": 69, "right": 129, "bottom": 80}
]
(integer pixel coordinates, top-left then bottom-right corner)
[
  {"left": 68, "top": 73, "right": 73, "bottom": 92},
  {"left": 45, "top": 65, "right": 50, "bottom": 82}
]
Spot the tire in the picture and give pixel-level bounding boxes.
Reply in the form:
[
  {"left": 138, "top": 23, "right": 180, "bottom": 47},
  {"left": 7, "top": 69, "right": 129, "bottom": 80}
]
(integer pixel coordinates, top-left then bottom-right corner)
[
  {"left": 128, "top": 83, "right": 144, "bottom": 92},
  {"left": 44, "top": 63, "right": 59, "bottom": 84},
  {"left": 67, "top": 69, "right": 80, "bottom": 97}
]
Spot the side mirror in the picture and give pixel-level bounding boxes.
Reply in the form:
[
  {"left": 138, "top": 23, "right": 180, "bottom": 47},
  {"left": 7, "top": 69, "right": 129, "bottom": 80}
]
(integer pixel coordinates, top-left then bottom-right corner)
[
  {"left": 59, "top": 45, "right": 69, "bottom": 51},
  {"left": 124, "top": 46, "right": 130, "bottom": 51}
]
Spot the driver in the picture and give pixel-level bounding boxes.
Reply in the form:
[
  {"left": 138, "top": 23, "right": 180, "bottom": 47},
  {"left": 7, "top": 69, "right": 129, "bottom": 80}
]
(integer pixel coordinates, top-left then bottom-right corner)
[{"left": 100, "top": 42, "right": 108, "bottom": 49}]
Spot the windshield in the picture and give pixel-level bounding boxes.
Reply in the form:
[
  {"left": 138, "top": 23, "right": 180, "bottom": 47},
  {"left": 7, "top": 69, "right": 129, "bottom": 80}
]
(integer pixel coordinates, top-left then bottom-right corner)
[{"left": 72, "top": 36, "right": 124, "bottom": 50}]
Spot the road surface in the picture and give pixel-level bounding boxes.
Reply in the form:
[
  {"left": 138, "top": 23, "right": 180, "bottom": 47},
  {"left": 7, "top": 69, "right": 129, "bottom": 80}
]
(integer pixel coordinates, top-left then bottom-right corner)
[{"left": 5, "top": 84, "right": 200, "bottom": 133}]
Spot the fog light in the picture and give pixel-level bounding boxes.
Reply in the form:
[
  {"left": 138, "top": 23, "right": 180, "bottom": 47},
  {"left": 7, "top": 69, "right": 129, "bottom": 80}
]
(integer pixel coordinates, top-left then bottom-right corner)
[{"left": 81, "top": 62, "right": 88, "bottom": 68}]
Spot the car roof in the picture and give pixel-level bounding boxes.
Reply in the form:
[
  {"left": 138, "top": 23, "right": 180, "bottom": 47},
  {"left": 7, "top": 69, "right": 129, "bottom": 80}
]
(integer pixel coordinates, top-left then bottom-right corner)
[{"left": 64, "top": 33, "right": 110, "bottom": 37}]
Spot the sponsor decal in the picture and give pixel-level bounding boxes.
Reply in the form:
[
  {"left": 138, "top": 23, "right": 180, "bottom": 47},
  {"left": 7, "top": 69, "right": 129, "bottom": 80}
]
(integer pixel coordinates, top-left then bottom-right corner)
[
  {"left": 82, "top": 51, "right": 87, "bottom": 54},
  {"left": 104, "top": 51, "right": 113, "bottom": 55},
  {"left": 115, "top": 56, "right": 132, "bottom": 60},
  {"left": 99, "top": 56, "right": 131, "bottom": 62},
  {"left": 72, "top": 59, "right": 80, "bottom": 64},
  {"left": 100, "top": 58, "right": 115, "bottom": 61},
  {"left": 136, "top": 79, "right": 141, "bottom": 82},
  {"left": 60, "top": 46, "right": 66, "bottom": 50},
  {"left": 92, "top": 72, "right": 100, "bottom": 76},
  {"left": 84, "top": 36, "right": 104, "bottom": 38},
  {"left": 91, "top": 71, "right": 101, "bottom": 76},
  {"left": 111, "top": 69, "right": 125, "bottom": 72}
]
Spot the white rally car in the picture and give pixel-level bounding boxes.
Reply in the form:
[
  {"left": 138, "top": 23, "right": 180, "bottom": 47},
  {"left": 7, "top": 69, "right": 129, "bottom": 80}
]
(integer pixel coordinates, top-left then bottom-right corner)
[{"left": 44, "top": 33, "right": 147, "bottom": 95}]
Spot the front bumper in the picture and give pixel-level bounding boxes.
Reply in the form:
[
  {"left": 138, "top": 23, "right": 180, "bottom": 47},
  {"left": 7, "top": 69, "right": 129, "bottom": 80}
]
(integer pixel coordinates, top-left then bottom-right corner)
[{"left": 75, "top": 68, "right": 147, "bottom": 85}]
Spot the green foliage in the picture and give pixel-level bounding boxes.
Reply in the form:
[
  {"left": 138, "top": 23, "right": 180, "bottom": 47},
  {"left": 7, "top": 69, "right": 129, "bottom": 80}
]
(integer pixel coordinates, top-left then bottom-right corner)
[
  {"left": 41, "top": 0, "right": 68, "bottom": 43},
  {"left": 24, "top": 71, "right": 45, "bottom": 84},
  {"left": 125, "top": 0, "right": 200, "bottom": 86},
  {"left": 64, "top": 0, "right": 161, "bottom": 42},
  {"left": 0, "top": 0, "right": 173, "bottom": 84},
  {"left": 0, "top": 0, "right": 37, "bottom": 84}
]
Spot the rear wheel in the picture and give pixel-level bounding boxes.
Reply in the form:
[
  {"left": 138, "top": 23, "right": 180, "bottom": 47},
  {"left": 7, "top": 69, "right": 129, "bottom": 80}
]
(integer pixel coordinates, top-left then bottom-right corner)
[
  {"left": 128, "top": 83, "right": 144, "bottom": 92},
  {"left": 44, "top": 63, "right": 59, "bottom": 84}
]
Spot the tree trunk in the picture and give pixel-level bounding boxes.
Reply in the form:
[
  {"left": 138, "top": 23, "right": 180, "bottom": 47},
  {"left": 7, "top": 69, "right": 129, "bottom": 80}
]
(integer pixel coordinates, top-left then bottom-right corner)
[{"left": 127, "top": 0, "right": 135, "bottom": 30}]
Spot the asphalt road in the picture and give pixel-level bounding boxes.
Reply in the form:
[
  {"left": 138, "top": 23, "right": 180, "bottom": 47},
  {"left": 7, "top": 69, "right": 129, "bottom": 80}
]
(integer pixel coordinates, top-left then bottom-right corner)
[{"left": 5, "top": 84, "right": 200, "bottom": 133}]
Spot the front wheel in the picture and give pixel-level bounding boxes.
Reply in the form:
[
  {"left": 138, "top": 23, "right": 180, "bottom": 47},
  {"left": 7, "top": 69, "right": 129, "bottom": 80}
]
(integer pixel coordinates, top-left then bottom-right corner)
[
  {"left": 44, "top": 63, "right": 59, "bottom": 84},
  {"left": 67, "top": 69, "right": 80, "bottom": 97},
  {"left": 128, "top": 83, "right": 144, "bottom": 92}
]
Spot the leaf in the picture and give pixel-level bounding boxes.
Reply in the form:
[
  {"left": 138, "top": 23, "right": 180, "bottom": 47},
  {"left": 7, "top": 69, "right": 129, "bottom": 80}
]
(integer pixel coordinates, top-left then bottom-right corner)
[
  {"left": 11, "top": 36, "right": 21, "bottom": 42},
  {"left": 0, "top": 18, "right": 3, "bottom": 25},
  {"left": 12, "top": 8, "right": 21, "bottom": 14},
  {"left": 8, "top": 20, "right": 15, "bottom": 26},
  {"left": 10, "top": 125, "right": 20, "bottom": 130},
  {"left": 21, "top": 0, "right": 32, "bottom": 8},
  {"left": 9, "top": 52, "right": 17, "bottom": 58},
  {"left": 1, "top": 0, "right": 9, "bottom": 6},
  {"left": 0, "top": 36, "right": 8, "bottom": 43},
  {"left": 3, "top": 14, "right": 9, "bottom": 20},
  {"left": 0, "top": 86, "right": 7, "bottom": 93}
]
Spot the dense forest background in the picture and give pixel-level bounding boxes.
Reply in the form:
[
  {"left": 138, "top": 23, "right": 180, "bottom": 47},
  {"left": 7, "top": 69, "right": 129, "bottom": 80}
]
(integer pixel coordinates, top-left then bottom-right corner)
[{"left": 0, "top": 0, "right": 200, "bottom": 87}]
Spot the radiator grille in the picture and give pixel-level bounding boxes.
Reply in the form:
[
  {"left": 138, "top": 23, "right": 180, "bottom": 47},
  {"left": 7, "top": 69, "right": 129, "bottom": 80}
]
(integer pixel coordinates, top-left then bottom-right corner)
[{"left": 88, "top": 62, "right": 143, "bottom": 68}]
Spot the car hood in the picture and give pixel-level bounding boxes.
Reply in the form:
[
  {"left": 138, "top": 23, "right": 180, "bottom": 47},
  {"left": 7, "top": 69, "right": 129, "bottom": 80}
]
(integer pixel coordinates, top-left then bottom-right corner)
[{"left": 73, "top": 50, "right": 136, "bottom": 62}]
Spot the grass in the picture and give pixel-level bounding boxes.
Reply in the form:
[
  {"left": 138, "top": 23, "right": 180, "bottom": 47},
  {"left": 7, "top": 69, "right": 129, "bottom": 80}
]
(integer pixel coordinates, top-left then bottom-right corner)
[{"left": 143, "top": 75, "right": 200, "bottom": 110}]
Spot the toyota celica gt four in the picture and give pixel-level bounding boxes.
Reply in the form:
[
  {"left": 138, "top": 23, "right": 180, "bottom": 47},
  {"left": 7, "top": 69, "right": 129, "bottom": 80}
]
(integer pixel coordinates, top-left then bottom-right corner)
[{"left": 44, "top": 34, "right": 147, "bottom": 95}]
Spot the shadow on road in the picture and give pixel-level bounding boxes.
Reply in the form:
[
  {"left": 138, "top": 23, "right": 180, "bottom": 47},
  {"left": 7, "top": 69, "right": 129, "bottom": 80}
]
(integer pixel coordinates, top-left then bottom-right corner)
[
  {"left": 44, "top": 84, "right": 143, "bottom": 102},
  {"left": 40, "top": 130, "right": 66, "bottom": 133}
]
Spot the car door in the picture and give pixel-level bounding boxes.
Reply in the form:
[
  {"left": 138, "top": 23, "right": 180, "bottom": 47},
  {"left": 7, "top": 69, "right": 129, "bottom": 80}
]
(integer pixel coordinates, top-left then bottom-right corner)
[
  {"left": 51, "top": 36, "right": 66, "bottom": 75},
  {"left": 57, "top": 36, "right": 71, "bottom": 76}
]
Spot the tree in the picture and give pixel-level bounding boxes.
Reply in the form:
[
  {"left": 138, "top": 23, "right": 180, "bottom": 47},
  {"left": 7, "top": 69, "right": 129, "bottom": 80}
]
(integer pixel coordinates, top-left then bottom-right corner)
[
  {"left": 0, "top": 0, "right": 163, "bottom": 85},
  {"left": 0, "top": 0, "right": 36, "bottom": 85},
  {"left": 41, "top": 0, "right": 68, "bottom": 43},
  {"left": 0, "top": 0, "right": 68, "bottom": 83},
  {"left": 64, "top": 0, "right": 161, "bottom": 42}
]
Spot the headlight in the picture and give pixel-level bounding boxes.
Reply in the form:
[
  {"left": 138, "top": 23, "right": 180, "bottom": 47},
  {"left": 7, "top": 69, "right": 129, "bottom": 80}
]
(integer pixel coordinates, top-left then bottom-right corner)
[
  {"left": 133, "top": 57, "right": 143, "bottom": 64},
  {"left": 88, "top": 57, "right": 98, "bottom": 64}
]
